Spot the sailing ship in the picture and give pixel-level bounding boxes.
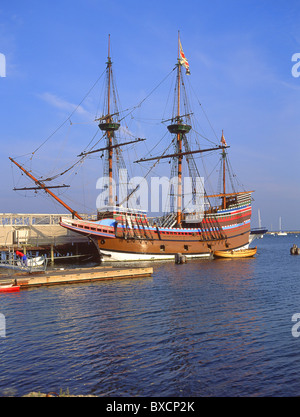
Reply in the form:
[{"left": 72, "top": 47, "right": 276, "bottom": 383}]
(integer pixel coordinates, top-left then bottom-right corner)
[{"left": 10, "top": 35, "right": 253, "bottom": 262}]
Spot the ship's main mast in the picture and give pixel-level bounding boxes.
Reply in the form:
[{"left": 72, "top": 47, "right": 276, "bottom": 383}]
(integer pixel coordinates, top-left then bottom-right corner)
[
  {"left": 134, "top": 34, "right": 232, "bottom": 222},
  {"left": 176, "top": 33, "right": 183, "bottom": 226},
  {"left": 167, "top": 33, "right": 191, "bottom": 226}
]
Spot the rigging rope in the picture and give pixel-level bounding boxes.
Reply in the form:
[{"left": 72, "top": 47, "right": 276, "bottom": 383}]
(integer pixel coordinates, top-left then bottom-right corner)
[
  {"left": 119, "top": 68, "right": 176, "bottom": 122},
  {"left": 30, "top": 69, "right": 106, "bottom": 157},
  {"left": 186, "top": 77, "right": 219, "bottom": 143}
]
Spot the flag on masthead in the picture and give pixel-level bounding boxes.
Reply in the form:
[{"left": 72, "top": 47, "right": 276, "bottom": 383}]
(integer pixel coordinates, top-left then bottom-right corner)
[
  {"left": 221, "top": 130, "right": 227, "bottom": 147},
  {"left": 179, "top": 40, "right": 190, "bottom": 75}
]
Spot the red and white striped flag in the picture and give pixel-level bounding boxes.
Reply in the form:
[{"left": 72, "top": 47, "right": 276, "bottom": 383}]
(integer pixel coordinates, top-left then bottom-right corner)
[{"left": 179, "top": 40, "right": 190, "bottom": 75}]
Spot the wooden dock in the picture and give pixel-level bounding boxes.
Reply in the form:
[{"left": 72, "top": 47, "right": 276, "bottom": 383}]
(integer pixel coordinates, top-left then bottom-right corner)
[{"left": 1, "top": 265, "right": 153, "bottom": 289}]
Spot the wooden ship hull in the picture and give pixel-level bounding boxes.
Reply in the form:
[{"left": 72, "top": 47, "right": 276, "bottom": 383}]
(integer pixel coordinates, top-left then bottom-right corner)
[
  {"left": 60, "top": 192, "right": 252, "bottom": 262},
  {"left": 64, "top": 227, "right": 251, "bottom": 262}
]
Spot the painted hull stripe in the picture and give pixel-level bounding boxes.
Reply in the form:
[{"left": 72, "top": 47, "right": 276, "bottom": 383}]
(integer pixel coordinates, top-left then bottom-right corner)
[
  {"left": 61, "top": 223, "right": 115, "bottom": 238},
  {"left": 62, "top": 219, "right": 250, "bottom": 238}
]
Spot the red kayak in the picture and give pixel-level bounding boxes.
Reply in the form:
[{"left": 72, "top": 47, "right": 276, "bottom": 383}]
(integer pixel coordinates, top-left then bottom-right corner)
[{"left": 0, "top": 285, "right": 20, "bottom": 293}]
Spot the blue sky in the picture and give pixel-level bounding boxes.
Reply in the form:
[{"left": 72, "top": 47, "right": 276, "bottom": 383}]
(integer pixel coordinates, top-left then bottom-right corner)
[{"left": 1, "top": 0, "right": 300, "bottom": 230}]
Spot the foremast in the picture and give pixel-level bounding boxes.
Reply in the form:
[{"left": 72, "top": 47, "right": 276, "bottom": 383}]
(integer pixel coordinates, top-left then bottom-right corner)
[{"left": 98, "top": 34, "right": 120, "bottom": 208}]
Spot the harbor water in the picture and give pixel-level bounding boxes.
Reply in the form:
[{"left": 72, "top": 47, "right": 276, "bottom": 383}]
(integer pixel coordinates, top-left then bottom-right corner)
[{"left": 0, "top": 235, "right": 300, "bottom": 397}]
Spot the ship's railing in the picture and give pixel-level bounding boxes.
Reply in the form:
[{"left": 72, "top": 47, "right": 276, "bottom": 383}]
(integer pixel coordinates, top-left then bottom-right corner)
[{"left": 97, "top": 206, "right": 147, "bottom": 215}]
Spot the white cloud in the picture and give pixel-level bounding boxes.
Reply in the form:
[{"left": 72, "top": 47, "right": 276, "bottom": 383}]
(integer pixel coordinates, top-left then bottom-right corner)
[{"left": 38, "top": 92, "right": 92, "bottom": 119}]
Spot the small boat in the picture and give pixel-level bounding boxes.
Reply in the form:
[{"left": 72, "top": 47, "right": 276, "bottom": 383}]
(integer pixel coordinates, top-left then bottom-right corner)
[
  {"left": 0, "top": 284, "right": 20, "bottom": 293},
  {"left": 213, "top": 246, "right": 257, "bottom": 258},
  {"left": 27, "top": 256, "right": 46, "bottom": 267},
  {"left": 0, "top": 254, "right": 47, "bottom": 271}
]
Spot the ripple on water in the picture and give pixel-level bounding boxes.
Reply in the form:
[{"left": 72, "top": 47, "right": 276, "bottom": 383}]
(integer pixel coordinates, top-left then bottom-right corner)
[{"left": 1, "top": 237, "right": 300, "bottom": 396}]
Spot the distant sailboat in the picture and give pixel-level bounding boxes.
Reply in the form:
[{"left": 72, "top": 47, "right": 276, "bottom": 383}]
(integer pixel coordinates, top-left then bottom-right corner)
[
  {"left": 277, "top": 216, "right": 287, "bottom": 236},
  {"left": 257, "top": 209, "right": 264, "bottom": 238},
  {"left": 269, "top": 224, "right": 275, "bottom": 236},
  {"left": 250, "top": 209, "right": 267, "bottom": 241}
]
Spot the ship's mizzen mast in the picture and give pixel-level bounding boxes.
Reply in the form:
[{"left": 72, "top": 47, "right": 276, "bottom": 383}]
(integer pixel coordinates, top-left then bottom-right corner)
[
  {"left": 221, "top": 130, "right": 227, "bottom": 209},
  {"left": 222, "top": 150, "right": 226, "bottom": 209}
]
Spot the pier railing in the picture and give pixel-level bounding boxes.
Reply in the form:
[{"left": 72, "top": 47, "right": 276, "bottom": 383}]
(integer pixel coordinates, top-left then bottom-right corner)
[
  {"left": 0, "top": 213, "right": 96, "bottom": 247},
  {"left": 0, "top": 213, "right": 96, "bottom": 226}
]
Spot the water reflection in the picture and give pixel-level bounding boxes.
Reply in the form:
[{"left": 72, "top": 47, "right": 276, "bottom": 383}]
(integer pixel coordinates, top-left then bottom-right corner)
[{"left": 1, "top": 238, "right": 300, "bottom": 396}]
